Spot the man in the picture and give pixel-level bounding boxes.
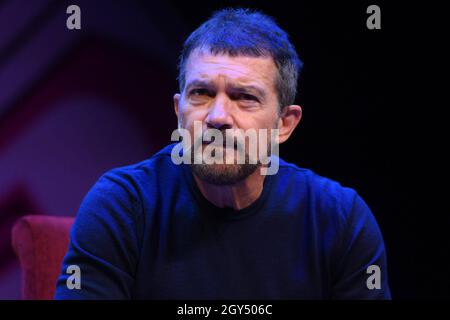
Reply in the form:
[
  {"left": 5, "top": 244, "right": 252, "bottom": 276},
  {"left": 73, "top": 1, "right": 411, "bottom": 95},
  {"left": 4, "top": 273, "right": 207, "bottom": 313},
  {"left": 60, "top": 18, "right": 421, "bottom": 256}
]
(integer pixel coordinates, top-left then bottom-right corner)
[{"left": 55, "top": 8, "right": 391, "bottom": 299}]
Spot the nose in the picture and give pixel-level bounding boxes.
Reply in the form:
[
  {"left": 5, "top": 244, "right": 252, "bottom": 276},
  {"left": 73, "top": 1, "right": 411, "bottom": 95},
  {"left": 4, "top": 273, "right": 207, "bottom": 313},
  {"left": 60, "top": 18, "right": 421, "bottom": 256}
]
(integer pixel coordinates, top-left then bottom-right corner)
[{"left": 205, "top": 95, "right": 234, "bottom": 130}]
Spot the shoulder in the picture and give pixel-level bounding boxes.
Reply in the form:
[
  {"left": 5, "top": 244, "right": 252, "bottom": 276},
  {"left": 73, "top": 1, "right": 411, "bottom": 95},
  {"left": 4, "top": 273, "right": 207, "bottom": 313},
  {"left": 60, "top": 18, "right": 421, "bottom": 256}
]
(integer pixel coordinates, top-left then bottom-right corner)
[
  {"left": 83, "top": 144, "right": 180, "bottom": 214},
  {"left": 276, "top": 160, "right": 386, "bottom": 269},
  {"left": 276, "top": 159, "right": 371, "bottom": 228},
  {"left": 98, "top": 144, "right": 178, "bottom": 192},
  {"left": 104, "top": 144, "right": 176, "bottom": 182}
]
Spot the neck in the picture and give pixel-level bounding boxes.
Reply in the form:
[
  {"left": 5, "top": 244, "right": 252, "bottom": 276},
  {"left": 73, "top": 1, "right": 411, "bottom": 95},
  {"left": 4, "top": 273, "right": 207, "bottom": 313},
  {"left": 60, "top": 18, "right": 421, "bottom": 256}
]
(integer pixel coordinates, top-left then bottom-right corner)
[{"left": 193, "top": 167, "right": 266, "bottom": 210}]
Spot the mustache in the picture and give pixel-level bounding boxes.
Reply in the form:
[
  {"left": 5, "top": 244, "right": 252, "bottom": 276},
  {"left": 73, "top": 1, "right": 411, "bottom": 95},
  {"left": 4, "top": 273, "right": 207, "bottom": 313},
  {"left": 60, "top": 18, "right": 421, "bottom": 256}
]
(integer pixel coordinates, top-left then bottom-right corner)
[{"left": 195, "top": 130, "right": 246, "bottom": 152}]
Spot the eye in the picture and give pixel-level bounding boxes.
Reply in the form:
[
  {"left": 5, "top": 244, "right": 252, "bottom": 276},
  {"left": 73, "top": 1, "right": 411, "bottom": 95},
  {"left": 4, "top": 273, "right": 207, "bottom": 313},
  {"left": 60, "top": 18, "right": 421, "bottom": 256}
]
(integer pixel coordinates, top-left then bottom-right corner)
[
  {"left": 241, "top": 94, "right": 258, "bottom": 102},
  {"left": 235, "top": 93, "right": 259, "bottom": 103},
  {"left": 189, "top": 88, "right": 210, "bottom": 96}
]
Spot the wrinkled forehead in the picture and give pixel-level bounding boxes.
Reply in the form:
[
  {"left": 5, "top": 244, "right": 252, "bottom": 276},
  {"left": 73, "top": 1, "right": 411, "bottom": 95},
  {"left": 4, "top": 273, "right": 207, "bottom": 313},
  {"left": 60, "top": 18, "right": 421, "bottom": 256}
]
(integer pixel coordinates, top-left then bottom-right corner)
[{"left": 184, "top": 48, "right": 278, "bottom": 91}]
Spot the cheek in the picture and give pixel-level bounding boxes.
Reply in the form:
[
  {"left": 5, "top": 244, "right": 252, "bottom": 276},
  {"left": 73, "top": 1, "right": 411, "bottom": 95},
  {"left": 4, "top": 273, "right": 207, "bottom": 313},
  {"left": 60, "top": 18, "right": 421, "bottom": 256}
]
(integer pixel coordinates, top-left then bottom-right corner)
[
  {"left": 179, "top": 110, "right": 208, "bottom": 146},
  {"left": 179, "top": 105, "right": 207, "bottom": 126},
  {"left": 189, "top": 114, "right": 206, "bottom": 128},
  {"left": 238, "top": 113, "right": 278, "bottom": 131}
]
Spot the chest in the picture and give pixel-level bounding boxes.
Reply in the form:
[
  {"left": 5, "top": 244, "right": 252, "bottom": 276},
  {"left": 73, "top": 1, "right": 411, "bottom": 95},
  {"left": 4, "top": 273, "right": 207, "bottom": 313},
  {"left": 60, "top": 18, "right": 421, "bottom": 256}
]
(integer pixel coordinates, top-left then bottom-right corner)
[{"left": 135, "top": 210, "right": 329, "bottom": 299}]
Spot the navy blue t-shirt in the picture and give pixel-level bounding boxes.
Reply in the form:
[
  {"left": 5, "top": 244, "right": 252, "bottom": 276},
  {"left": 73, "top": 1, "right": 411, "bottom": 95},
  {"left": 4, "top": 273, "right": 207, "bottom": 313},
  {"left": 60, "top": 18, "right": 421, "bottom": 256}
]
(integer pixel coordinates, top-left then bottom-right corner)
[{"left": 55, "top": 144, "right": 391, "bottom": 299}]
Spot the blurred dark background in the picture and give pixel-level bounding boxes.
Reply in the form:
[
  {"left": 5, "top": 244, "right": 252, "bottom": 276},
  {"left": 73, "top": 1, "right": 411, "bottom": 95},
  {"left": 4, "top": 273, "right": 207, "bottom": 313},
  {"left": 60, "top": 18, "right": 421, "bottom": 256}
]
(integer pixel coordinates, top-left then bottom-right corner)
[{"left": 0, "top": 0, "right": 447, "bottom": 299}]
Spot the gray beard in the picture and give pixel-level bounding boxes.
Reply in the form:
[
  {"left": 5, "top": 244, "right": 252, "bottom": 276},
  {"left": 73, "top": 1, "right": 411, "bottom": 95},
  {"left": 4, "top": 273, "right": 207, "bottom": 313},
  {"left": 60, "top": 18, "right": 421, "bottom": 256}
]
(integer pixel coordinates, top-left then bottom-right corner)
[
  {"left": 184, "top": 124, "right": 276, "bottom": 185},
  {"left": 189, "top": 162, "right": 259, "bottom": 185}
]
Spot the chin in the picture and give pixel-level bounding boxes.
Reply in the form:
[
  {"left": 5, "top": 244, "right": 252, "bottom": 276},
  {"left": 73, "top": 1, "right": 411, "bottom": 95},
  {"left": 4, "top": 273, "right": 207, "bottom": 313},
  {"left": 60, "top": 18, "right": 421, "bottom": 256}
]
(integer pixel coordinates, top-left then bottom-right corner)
[{"left": 190, "top": 163, "right": 259, "bottom": 185}]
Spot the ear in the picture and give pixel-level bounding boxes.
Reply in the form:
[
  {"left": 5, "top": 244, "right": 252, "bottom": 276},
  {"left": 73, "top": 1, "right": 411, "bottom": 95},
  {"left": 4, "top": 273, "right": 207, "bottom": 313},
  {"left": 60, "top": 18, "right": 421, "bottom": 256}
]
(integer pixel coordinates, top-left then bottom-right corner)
[
  {"left": 173, "top": 93, "right": 181, "bottom": 118},
  {"left": 277, "top": 105, "right": 302, "bottom": 144}
]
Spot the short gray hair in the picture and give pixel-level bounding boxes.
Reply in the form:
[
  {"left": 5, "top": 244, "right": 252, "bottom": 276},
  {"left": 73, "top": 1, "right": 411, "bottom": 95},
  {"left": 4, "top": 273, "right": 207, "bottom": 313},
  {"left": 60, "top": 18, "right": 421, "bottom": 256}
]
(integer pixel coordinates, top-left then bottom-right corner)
[{"left": 178, "top": 8, "right": 303, "bottom": 110}]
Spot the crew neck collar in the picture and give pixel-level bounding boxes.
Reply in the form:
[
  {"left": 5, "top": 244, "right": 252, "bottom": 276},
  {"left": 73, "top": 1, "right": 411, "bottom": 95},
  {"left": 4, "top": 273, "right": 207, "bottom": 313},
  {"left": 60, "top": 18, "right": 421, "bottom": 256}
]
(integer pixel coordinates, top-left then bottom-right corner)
[{"left": 181, "top": 163, "right": 275, "bottom": 221}]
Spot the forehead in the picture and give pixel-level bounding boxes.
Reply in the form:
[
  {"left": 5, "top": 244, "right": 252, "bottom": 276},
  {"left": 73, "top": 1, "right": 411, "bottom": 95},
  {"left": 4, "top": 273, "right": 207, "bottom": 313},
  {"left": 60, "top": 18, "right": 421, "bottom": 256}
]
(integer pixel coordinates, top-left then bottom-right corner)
[{"left": 184, "top": 49, "right": 278, "bottom": 90}]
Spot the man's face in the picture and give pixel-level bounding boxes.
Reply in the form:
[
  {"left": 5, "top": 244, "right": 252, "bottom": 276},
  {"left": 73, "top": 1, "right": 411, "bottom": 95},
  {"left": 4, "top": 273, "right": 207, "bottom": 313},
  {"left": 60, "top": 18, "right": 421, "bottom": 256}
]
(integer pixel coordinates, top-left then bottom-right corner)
[{"left": 174, "top": 49, "right": 281, "bottom": 185}]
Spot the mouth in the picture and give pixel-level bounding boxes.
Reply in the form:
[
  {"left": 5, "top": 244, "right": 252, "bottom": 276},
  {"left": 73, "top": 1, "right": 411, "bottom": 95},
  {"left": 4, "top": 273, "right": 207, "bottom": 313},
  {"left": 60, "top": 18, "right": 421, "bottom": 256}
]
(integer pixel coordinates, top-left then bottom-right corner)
[{"left": 201, "top": 141, "right": 238, "bottom": 149}]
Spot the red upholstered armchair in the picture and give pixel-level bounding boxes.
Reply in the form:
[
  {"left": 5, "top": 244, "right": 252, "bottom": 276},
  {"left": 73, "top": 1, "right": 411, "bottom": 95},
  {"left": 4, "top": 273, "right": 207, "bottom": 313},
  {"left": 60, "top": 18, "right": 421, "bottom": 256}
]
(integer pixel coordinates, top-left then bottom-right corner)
[{"left": 11, "top": 215, "right": 75, "bottom": 300}]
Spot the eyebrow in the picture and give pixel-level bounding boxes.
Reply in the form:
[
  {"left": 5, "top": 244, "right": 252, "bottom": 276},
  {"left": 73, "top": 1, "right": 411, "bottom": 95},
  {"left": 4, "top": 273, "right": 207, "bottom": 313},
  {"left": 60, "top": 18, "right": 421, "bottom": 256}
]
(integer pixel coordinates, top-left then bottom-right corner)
[
  {"left": 185, "top": 79, "right": 266, "bottom": 100},
  {"left": 228, "top": 85, "right": 266, "bottom": 100},
  {"left": 185, "top": 80, "right": 216, "bottom": 93}
]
